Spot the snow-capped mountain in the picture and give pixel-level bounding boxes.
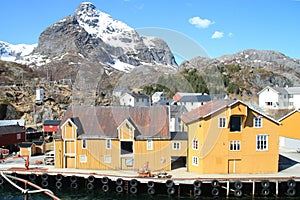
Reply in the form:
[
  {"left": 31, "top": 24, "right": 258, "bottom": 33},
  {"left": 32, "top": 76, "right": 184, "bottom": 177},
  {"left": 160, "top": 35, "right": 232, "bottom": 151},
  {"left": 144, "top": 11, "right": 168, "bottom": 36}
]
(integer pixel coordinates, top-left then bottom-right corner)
[{"left": 0, "top": 41, "right": 36, "bottom": 62}]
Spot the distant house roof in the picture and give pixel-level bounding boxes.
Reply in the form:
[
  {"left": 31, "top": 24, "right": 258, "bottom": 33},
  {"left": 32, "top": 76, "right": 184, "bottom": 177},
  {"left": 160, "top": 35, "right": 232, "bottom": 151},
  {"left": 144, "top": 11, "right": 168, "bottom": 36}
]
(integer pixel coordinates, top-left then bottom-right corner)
[
  {"left": 0, "top": 120, "right": 25, "bottom": 127},
  {"left": 171, "top": 132, "right": 188, "bottom": 140},
  {"left": 258, "top": 86, "right": 288, "bottom": 95},
  {"left": 43, "top": 120, "right": 61, "bottom": 126},
  {"left": 26, "top": 127, "right": 37, "bottom": 133},
  {"left": 58, "top": 106, "right": 170, "bottom": 140},
  {"left": 170, "top": 105, "right": 188, "bottom": 118},
  {"left": 285, "top": 87, "right": 300, "bottom": 95},
  {"left": 32, "top": 141, "right": 45, "bottom": 146},
  {"left": 127, "top": 92, "right": 149, "bottom": 99},
  {"left": 180, "top": 99, "right": 280, "bottom": 125},
  {"left": 152, "top": 92, "right": 165, "bottom": 98},
  {"left": 0, "top": 125, "right": 25, "bottom": 135},
  {"left": 19, "top": 142, "right": 34, "bottom": 148},
  {"left": 177, "top": 95, "right": 211, "bottom": 103}
]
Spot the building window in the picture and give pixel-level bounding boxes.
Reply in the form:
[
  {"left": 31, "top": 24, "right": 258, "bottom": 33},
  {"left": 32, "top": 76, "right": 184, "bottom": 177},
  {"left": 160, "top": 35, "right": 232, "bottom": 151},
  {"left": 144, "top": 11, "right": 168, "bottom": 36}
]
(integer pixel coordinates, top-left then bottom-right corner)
[
  {"left": 192, "top": 156, "right": 198, "bottom": 166},
  {"left": 125, "top": 158, "right": 134, "bottom": 167},
  {"left": 147, "top": 139, "right": 153, "bottom": 150},
  {"left": 289, "top": 102, "right": 294, "bottom": 106},
  {"left": 17, "top": 133, "right": 21, "bottom": 140},
  {"left": 230, "top": 140, "right": 241, "bottom": 151},
  {"left": 79, "top": 154, "right": 87, "bottom": 163},
  {"left": 218, "top": 117, "right": 226, "bottom": 128},
  {"left": 254, "top": 117, "right": 262, "bottom": 128},
  {"left": 172, "top": 142, "right": 181, "bottom": 150},
  {"left": 104, "top": 155, "right": 112, "bottom": 163},
  {"left": 230, "top": 116, "right": 241, "bottom": 132},
  {"left": 266, "top": 102, "right": 272, "bottom": 106},
  {"left": 256, "top": 135, "right": 268, "bottom": 151},
  {"left": 192, "top": 138, "right": 198, "bottom": 150},
  {"left": 82, "top": 139, "right": 87, "bottom": 149},
  {"left": 106, "top": 139, "right": 111, "bottom": 149}
]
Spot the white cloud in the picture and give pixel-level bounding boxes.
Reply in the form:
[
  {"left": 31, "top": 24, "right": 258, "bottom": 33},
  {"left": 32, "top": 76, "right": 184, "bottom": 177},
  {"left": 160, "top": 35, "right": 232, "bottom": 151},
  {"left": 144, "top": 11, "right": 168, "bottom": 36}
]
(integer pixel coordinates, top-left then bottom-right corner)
[
  {"left": 228, "top": 32, "right": 234, "bottom": 37},
  {"left": 188, "top": 16, "right": 214, "bottom": 29},
  {"left": 211, "top": 31, "right": 224, "bottom": 39}
]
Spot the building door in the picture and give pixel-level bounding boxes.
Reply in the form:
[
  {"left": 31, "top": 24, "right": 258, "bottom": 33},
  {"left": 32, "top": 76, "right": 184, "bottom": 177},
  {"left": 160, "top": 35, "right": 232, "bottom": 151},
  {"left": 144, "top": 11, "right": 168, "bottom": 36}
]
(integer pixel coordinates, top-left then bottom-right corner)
[
  {"left": 228, "top": 159, "right": 241, "bottom": 174},
  {"left": 120, "top": 141, "right": 133, "bottom": 169},
  {"left": 65, "top": 156, "right": 75, "bottom": 168}
]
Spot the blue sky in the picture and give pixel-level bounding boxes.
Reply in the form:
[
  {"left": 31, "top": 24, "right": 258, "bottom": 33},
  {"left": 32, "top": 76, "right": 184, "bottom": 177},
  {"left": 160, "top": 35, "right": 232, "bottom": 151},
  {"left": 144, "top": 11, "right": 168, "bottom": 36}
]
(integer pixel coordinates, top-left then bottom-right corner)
[{"left": 1, "top": 0, "right": 300, "bottom": 61}]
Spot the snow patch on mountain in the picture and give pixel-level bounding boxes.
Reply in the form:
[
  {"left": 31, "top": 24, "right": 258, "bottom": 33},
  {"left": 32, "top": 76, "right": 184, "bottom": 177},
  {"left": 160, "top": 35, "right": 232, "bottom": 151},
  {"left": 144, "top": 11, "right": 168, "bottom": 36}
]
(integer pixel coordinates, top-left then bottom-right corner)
[{"left": 0, "top": 41, "right": 37, "bottom": 62}]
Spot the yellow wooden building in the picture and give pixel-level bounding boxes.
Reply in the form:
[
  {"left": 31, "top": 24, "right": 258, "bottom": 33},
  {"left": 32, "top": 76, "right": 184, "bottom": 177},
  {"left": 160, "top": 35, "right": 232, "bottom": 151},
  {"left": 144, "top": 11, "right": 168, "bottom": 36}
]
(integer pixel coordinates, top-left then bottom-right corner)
[
  {"left": 19, "top": 142, "right": 36, "bottom": 157},
  {"left": 180, "top": 99, "right": 280, "bottom": 174},
  {"left": 55, "top": 106, "right": 187, "bottom": 171},
  {"left": 278, "top": 110, "right": 300, "bottom": 148}
]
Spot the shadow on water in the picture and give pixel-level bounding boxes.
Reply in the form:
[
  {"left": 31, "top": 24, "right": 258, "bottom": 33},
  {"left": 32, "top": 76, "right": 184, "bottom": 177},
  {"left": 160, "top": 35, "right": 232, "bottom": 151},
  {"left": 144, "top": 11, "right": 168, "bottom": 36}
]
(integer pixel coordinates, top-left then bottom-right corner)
[{"left": 278, "top": 154, "right": 299, "bottom": 171}]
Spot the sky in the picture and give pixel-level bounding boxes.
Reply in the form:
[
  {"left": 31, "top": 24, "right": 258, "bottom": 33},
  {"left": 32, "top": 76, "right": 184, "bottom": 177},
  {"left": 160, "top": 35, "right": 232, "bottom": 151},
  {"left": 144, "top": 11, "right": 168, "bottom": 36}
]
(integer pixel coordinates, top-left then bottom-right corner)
[{"left": 1, "top": 0, "right": 300, "bottom": 62}]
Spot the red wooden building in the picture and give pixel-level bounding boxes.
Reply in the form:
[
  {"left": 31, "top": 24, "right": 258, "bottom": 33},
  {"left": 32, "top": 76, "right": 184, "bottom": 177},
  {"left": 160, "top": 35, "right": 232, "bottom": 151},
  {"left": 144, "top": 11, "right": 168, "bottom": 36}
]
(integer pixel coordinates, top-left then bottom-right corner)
[
  {"left": 0, "top": 125, "right": 26, "bottom": 152},
  {"left": 43, "top": 120, "right": 60, "bottom": 134}
]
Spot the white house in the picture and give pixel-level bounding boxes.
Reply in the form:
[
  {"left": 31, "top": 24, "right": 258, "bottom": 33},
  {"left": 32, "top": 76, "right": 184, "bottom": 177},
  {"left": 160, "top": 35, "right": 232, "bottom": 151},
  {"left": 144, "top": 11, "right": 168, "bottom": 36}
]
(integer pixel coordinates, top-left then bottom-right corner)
[
  {"left": 173, "top": 92, "right": 211, "bottom": 111},
  {"left": 258, "top": 86, "right": 300, "bottom": 110},
  {"left": 169, "top": 105, "right": 187, "bottom": 132},
  {"left": 120, "top": 92, "right": 150, "bottom": 107},
  {"left": 152, "top": 92, "right": 168, "bottom": 104},
  {"left": 258, "top": 86, "right": 289, "bottom": 110}
]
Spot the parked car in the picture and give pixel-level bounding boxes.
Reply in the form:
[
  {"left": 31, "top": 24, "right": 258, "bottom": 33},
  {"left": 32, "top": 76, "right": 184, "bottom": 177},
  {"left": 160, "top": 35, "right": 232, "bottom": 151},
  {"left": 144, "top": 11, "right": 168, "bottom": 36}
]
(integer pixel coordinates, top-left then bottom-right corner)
[{"left": 44, "top": 150, "right": 55, "bottom": 165}]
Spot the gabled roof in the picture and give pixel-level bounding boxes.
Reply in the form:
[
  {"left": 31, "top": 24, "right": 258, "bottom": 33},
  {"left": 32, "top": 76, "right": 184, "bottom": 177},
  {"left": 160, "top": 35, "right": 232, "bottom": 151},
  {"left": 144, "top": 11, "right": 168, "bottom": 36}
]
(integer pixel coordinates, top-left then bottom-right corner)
[
  {"left": 58, "top": 106, "right": 170, "bottom": 139},
  {"left": 0, "top": 125, "right": 25, "bottom": 135},
  {"left": 285, "top": 87, "right": 300, "bottom": 95},
  {"left": 19, "top": 142, "right": 34, "bottom": 148},
  {"left": 181, "top": 99, "right": 280, "bottom": 125},
  {"left": 257, "top": 86, "right": 288, "bottom": 95},
  {"left": 278, "top": 109, "right": 300, "bottom": 122},
  {"left": 171, "top": 132, "right": 188, "bottom": 140},
  {"left": 122, "top": 92, "right": 149, "bottom": 99},
  {"left": 0, "top": 120, "right": 25, "bottom": 127},
  {"left": 177, "top": 95, "right": 211, "bottom": 103},
  {"left": 43, "top": 120, "right": 61, "bottom": 126}
]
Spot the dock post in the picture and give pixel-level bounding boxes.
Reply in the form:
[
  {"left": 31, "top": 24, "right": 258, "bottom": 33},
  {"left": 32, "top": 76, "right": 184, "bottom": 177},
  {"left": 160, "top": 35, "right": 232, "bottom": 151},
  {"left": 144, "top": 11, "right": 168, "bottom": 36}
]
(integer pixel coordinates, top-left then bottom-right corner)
[
  {"left": 178, "top": 185, "right": 180, "bottom": 198},
  {"left": 252, "top": 180, "right": 255, "bottom": 198},
  {"left": 226, "top": 181, "right": 230, "bottom": 197},
  {"left": 276, "top": 180, "right": 279, "bottom": 196}
]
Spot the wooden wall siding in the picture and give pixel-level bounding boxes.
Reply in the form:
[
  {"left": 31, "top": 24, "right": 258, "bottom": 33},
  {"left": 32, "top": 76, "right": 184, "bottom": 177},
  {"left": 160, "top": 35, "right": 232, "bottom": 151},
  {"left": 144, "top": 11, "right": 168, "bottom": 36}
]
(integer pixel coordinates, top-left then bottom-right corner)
[
  {"left": 76, "top": 139, "right": 121, "bottom": 170},
  {"left": 65, "top": 140, "right": 75, "bottom": 154},
  {"left": 280, "top": 111, "right": 300, "bottom": 140},
  {"left": 55, "top": 140, "right": 63, "bottom": 168},
  {"left": 63, "top": 121, "right": 76, "bottom": 139},
  {"left": 20, "top": 145, "right": 36, "bottom": 156},
  {"left": 66, "top": 156, "right": 75, "bottom": 168}
]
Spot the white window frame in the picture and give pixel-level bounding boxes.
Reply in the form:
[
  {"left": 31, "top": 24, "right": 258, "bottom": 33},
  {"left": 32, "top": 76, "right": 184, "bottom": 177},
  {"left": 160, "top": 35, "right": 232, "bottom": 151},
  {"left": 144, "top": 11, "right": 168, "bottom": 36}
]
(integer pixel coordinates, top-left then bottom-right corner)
[
  {"left": 147, "top": 139, "right": 153, "bottom": 150},
  {"left": 17, "top": 133, "right": 21, "bottom": 140},
  {"left": 104, "top": 155, "right": 112, "bottom": 163},
  {"left": 79, "top": 154, "right": 87, "bottom": 163},
  {"left": 256, "top": 134, "right": 268, "bottom": 151},
  {"left": 172, "top": 142, "right": 181, "bottom": 150},
  {"left": 254, "top": 117, "right": 262, "bottom": 128},
  {"left": 218, "top": 117, "right": 226, "bottom": 128},
  {"left": 192, "top": 156, "right": 198, "bottom": 166},
  {"left": 229, "top": 140, "right": 241, "bottom": 151},
  {"left": 192, "top": 138, "right": 198, "bottom": 150},
  {"left": 82, "top": 139, "right": 87, "bottom": 149},
  {"left": 106, "top": 139, "right": 111, "bottom": 149}
]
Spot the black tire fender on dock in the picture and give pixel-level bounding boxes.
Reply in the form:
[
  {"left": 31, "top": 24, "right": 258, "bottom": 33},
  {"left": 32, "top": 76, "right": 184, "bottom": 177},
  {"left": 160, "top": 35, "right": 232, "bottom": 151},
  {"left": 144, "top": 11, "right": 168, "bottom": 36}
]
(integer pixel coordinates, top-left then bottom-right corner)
[
  {"left": 41, "top": 180, "right": 48, "bottom": 188},
  {"left": 261, "top": 180, "right": 270, "bottom": 188},
  {"left": 287, "top": 188, "right": 296, "bottom": 196},
  {"left": 147, "top": 181, "right": 155, "bottom": 188},
  {"left": 261, "top": 188, "right": 270, "bottom": 196},
  {"left": 101, "top": 177, "right": 109, "bottom": 185},
  {"left": 167, "top": 187, "right": 175, "bottom": 195},
  {"left": 147, "top": 187, "right": 155, "bottom": 195},
  {"left": 116, "top": 185, "right": 123, "bottom": 193},
  {"left": 234, "top": 189, "right": 243, "bottom": 197},
  {"left": 87, "top": 175, "right": 95, "bottom": 183},
  {"left": 116, "top": 178, "right": 123, "bottom": 186},
  {"left": 41, "top": 173, "right": 48, "bottom": 181},
  {"left": 87, "top": 182, "right": 94, "bottom": 190},
  {"left": 70, "top": 175, "right": 77, "bottom": 183},
  {"left": 193, "top": 180, "right": 202, "bottom": 188},
  {"left": 211, "top": 187, "right": 219, "bottom": 196},
  {"left": 0, "top": 177, "right": 3, "bottom": 185},
  {"left": 234, "top": 180, "right": 243, "bottom": 189},
  {"left": 56, "top": 181, "right": 62, "bottom": 189},
  {"left": 287, "top": 179, "right": 296, "bottom": 188},
  {"left": 130, "top": 179, "right": 138, "bottom": 187},
  {"left": 194, "top": 188, "right": 202, "bottom": 196},
  {"left": 165, "top": 180, "right": 174, "bottom": 188},
  {"left": 29, "top": 173, "right": 36, "bottom": 181},
  {"left": 71, "top": 182, "right": 78, "bottom": 189},
  {"left": 130, "top": 186, "right": 137, "bottom": 194},
  {"left": 102, "top": 184, "right": 109, "bottom": 192},
  {"left": 56, "top": 174, "right": 63, "bottom": 181}
]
